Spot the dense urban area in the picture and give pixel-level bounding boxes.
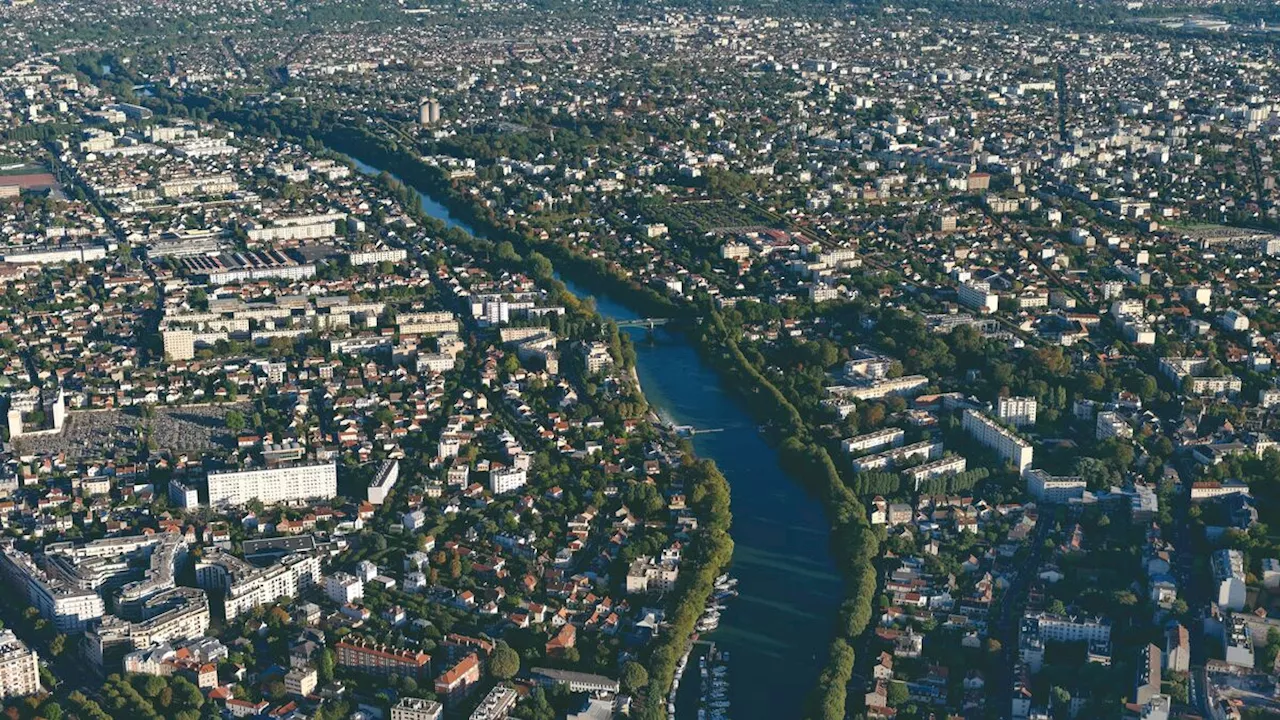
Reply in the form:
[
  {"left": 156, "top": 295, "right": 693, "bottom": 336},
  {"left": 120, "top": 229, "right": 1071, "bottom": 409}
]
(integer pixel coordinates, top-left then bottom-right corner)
[{"left": 4, "top": 0, "right": 1280, "bottom": 719}]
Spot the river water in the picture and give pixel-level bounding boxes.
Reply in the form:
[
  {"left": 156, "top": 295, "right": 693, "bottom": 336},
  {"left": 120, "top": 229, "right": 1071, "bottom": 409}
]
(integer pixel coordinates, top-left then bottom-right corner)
[{"left": 348, "top": 156, "right": 841, "bottom": 718}]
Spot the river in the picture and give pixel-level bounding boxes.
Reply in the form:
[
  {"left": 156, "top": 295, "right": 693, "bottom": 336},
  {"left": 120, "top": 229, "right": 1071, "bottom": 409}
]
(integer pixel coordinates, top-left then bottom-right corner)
[{"left": 347, "top": 156, "right": 842, "bottom": 718}]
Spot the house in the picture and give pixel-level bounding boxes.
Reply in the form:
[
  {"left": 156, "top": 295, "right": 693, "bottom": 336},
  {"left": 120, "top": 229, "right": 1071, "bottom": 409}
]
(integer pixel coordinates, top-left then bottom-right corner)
[
  {"left": 546, "top": 623, "right": 577, "bottom": 656},
  {"left": 434, "top": 653, "right": 480, "bottom": 705}
]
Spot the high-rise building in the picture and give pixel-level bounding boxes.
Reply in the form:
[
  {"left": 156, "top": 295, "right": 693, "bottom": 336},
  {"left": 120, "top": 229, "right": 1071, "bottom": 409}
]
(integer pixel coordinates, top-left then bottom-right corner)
[
  {"left": 162, "top": 329, "right": 196, "bottom": 361},
  {"left": 419, "top": 98, "right": 441, "bottom": 127},
  {"left": 997, "top": 396, "right": 1038, "bottom": 428},
  {"left": 205, "top": 462, "right": 337, "bottom": 507},
  {"left": 195, "top": 549, "right": 321, "bottom": 619},
  {"left": 962, "top": 409, "right": 1033, "bottom": 474},
  {"left": 0, "top": 631, "right": 39, "bottom": 699},
  {"left": 367, "top": 459, "right": 400, "bottom": 506}
]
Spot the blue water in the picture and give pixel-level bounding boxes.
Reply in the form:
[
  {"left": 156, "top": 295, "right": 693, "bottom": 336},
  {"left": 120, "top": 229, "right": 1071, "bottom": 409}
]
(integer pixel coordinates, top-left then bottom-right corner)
[{"left": 348, "top": 154, "right": 842, "bottom": 718}]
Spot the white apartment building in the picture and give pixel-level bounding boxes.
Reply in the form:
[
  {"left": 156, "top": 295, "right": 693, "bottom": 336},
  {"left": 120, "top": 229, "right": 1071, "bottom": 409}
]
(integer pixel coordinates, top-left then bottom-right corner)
[
  {"left": 489, "top": 466, "right": 528, "bottom": 494},
  {"left": 244, "top": 213, "right": 344, "bottom": 243},
  {"left": 957, "top": 280, "right": 999, "bottom": 314},
  {"left": 997, "top": 396, "right": 1038, "bottom": 428},
  {"left": 285, "top": 667, "right": 318, "bottom": 697},
  {"left": 367, "top": 459, "right": 400, "bottom": 506},
  {"left": 87, "top": 588, "right": 211, "bottom": 671},
  {"left": 1095, "top": 411, "right": 1133, "bottom": 441},
  {"left": 962, "top": 409, "right": 1033, "bottom": 474},
  {"left": 0, "top": 542, "right": 105, "bottom": 632},
  {"left": 1025, "top": 470, "right": 1086, "bottom": 503},
  {"left": 1219, "top": 309, "right": 1250, "bottom": 332},
  {"left": 0, "top": 631, "right": 39, "bottom": 699},
  {"left": 391, "top": 697, "right": 443, "bottom": 720},
  {"left": 397, "top": 312, "right": 458, "bottom": 336},
  {"left": 582, "top": 342, "right": 613, "bottom": 373},
  {"left": 196, "top": 550, "right": 321, "bottom": 619},
  {"left": 903, "top": 455, "right": 967, "bottom": 491},
  {"left": 852, "top": 440, "right": 942, "bottom": 473},
  {"left": 841, "top": 428, "right": 905, "bottom": 455},
  {"left": 350, "top": 247, "right": 408, "bottom": 266},
  {"left": 840, "top": 375, "right": 930, "bottom": 401},
  {"left": 625, "top": 557, "right": 680, "bottom": 594},
  {"left": 1212, "top": 549, "right": 1247, "bottom": 612},
  {"left": 162, "top": 329, "right": 196, "bottom": 361},
  {"left": 169, "top": 479, "right": 199, "bottom": 509},
  {"left": 206, "top": 462, "right": 337, "bottom": 508},
  {"left": 325, "top": 572, "right": 365, "bottom": 605}
]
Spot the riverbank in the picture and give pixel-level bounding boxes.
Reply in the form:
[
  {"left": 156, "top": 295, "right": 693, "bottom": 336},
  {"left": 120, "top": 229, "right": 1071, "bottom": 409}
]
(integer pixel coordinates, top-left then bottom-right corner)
[
  {"left": 561, "top": 283, "right": 842, "bottom": 718},
  {"left": 689, "top": 306, "right": 879, "bottom": 720}
]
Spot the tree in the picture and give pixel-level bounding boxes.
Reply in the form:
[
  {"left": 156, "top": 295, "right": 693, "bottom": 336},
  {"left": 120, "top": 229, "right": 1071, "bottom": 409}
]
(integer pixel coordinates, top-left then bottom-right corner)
[
  {"left": 620, "top": 661, "right": 648, "bottom": 694},
  {"left": 226, "top": 411, "right": 246, "bottom": 432},
  {"left": 1051, "top": 686, "right": 1072, "bottom": 720},
  {"left": 142, "top": 674, "right": 167, "bottom": 698},
  {"left": 317, "top": 649, "right": 336, "bottom": 683},
  {"left": 886, "top": 680, "right": 909, "bottom": 706},
  {"left": 48, "top": 634, "right": 65, "bottom": 657},
  {"left": 490, "top": 642, "right": 520, "bottom": 680}
]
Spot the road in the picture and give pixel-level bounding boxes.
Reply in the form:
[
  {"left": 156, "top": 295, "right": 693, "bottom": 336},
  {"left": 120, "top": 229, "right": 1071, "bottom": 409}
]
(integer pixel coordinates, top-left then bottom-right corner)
[{"left": 986, "top": 512, "right": 1053, "bottom": 720}]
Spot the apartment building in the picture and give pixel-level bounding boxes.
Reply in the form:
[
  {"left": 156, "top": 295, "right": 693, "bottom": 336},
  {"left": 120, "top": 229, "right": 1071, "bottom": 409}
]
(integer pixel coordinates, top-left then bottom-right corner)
[
  {"left": 840, "top": 375, "right": 930, "bottom": 401},
  {"left": 367, "top": 459, "right": 400, "bottom": 506},
  {"left": 0, "top": 541, "right": 104, "bottom": 632},
  {"left": 336, "top": 637, "right": 432, "bottom": 679},
  {"left": 205, "top": 462, "right": 337, "bottom": 507},
  {"left": 469, "top": 684, "right": 518, "bottom": 720},
  {"left": 1025, "top": 469, "right": 1086, "bottom": 503},
  {"left": 962, "top": 409, "right": 1033, "bottom": 474},
  {"left": 957, "top": 280, "right": 999, "bottom": 313},
  {"left": 1212, "top": 549, "right": 1247, "bottom": 612},
  {"left": 1095, "top": 411, "right": 1133, "bottom": 440},
  {"left": 397, "top": 311, "right": 459, "bottom": 336},
  {"left": 350, "top": 247, "right": 408, "bottom": 266},
  {"left": 162, "top": 328, "right": 196, "bottom": 361},
  {"left": 1224, "top": 614, "right": 1255, "bottom": 668},
  {"left": 997, "top": 396, "right": 1038, "bottom": 428},
  {"left": 1165, "top": 624, "right": 1189, "bottom": 673},
  {"left": 87, "top": 587, "right": 211, "bottom": 672},
  {"left": 324, "top": 572, "right": 365, "bottom": 605},
  {"left": 392, "top": 697, "right": 443, "bottom": 720},
  {"left": 285, "top": 667, "right": 318, "bottom": 697},
  {"left": 0, "top": 631, "right": 38, "bottom": 699},
  {"left": 626, "top": 556, "right": 680, "bottom": 594},
  {"left": 902, "top": 455, "right": 967, "bottom": 491},
  {"left": 195, "top": 550, "right": 321, "bottom": 619},
  {"left": 1019, "top": 611, "right": 1111, "bottom": 673},
  {"left": 582, "top": 342, "right": 613, "bottom": 373},
  {"left": 243, "top": 213, "right": 345, "bottom": 243},
  {"left": 852, "top": 440, "right": 943, "bottom": 473},
  {"left": 841, "top": 428, "right": 905, "bottom": 455},
  {"left": 489, "top": 465, "right": 528, "bottom": 495},
  {"left": 434, "top": 653, "right": 480, "bottom": 705}
]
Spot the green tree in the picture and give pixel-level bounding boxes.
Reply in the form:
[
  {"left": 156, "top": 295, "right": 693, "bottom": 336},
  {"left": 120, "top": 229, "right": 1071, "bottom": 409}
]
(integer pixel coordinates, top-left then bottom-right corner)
[
  {"left": 490, "top": 641, "right": 520, "bottom": 680},
  {"left": 886, "top": 681, "right": 909, "bottom": 706},
  {"left": 620, "top": 661, "right": 648, "bottom": 694}
]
